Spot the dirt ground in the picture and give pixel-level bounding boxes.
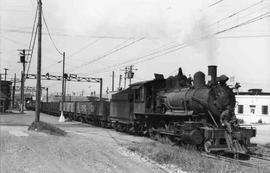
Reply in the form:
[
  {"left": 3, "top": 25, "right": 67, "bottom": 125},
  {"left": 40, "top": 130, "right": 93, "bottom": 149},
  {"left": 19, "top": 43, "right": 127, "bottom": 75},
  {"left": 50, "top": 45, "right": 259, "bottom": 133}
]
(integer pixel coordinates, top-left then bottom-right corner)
[{"left": 0, "top": 111, "right": 173, "bottom": 173}]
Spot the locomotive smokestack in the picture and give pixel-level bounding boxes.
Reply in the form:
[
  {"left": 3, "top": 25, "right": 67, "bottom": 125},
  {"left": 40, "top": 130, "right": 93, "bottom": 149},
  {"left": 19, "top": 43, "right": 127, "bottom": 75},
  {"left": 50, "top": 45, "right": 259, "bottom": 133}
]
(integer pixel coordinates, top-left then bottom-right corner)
[{"left": 208, "top": 65, "right": 217, "bottom": 85}]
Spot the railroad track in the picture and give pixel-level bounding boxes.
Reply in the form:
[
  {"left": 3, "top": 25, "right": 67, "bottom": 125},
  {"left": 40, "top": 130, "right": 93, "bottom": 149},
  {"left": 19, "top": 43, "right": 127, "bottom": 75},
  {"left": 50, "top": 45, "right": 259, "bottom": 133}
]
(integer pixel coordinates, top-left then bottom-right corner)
[
  {"left": 250, "top": 153, "right": 270, "bottom": 161},
  {"left": 201, "top": 152, "right": 270, "bottom": 170}
]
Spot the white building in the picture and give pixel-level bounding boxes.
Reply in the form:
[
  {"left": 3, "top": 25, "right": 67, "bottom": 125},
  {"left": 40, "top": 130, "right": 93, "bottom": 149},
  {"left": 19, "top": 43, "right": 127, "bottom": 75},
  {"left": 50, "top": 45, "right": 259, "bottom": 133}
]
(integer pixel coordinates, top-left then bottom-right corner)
[{"left": 235, "top": 89, "right": 270, "bottom": 124}]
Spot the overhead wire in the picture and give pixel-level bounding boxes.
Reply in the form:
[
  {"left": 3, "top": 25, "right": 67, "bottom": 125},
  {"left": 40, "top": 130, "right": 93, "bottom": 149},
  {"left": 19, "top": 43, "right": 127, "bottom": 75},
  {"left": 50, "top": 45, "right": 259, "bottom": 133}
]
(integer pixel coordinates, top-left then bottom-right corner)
[
  {"left": 214, "top": 11, "right": 270, "bottom": 35},
  {"left": 68, "top": 37, "right": 144, "bottom": 73},
  {"left": 208, "top": 0, "right": 225, "bottom": 7},
  {"left": 211, "top": 1, "right": 270, "bottom": 32},
  {"left": 217, "top": 34, "right": 270, "bottom": 38},
  {"left": 212, "top": 0, "right": 264, "bottom": 25},
  {"left": 66, "top": 39, "right": 101, "bottom": 59},
  {"left": 41, "top": 39, "right": 101, "bottom": 72},
  {"left": 1, "top": 28, "right": 138, "bottom": 40},
  {"left": 26, "top": 3, "right": 38, "bottom": 74},
  {"left": 0, "top": 35, "right": 28, "bottom": 46},
  {"left": 88, "top": 10, "right": 270, "bottom": 76},
  {"left": 42, "top": 11, "right": 63, "bottom": 55},
  {"left": 26, "top": 24, "right": 38, "bottom": 75}
]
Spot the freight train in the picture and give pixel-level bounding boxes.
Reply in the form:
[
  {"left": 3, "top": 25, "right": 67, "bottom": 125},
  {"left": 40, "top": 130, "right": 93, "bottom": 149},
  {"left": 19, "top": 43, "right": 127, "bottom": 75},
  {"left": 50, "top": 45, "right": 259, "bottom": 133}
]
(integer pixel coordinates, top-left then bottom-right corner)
[{"left": 26, "top": 66, "right": 256, "bottom": 158}]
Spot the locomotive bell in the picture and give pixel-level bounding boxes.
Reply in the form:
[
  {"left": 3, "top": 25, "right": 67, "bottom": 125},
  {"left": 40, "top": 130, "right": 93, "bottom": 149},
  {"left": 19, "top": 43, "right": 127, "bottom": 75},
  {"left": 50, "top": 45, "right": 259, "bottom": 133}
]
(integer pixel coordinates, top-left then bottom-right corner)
[{"left": 207, "top": 65, "right": 217, "bottom": 85}]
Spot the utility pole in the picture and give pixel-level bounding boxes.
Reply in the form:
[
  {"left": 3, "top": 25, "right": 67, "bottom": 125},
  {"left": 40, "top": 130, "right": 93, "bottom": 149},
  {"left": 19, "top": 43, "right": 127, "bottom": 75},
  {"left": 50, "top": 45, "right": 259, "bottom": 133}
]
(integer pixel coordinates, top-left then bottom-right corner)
[
  {"left": 60, "top": 52, "right": 65, "bottom": 122},
  {"left": 99, "top": 78, "right": 103, "bottom": 100},
  {"left": 35, "top": 0, "right": 42, "bottom": 122},
  {"left": 18, "top": 49, "right": 26, "bottom": 113},
  {"left": 12, "top": 73, "right": 16, "bottom": 108},
  {"left": 18, "top": 49, "right": 30, "bottom": 112},
  {"left": 128, "top": 65, "right": 133, "bottom": 85},
  {"left": 46, "top": 87, "right": 48, "bottom": 103},
  {"left": 118, "top": 74, "right": 122, "bottom": 90},
  {"left": 124, "top": 67, "right": 127, "bottom": 89},
  {"left": 129, "top": 65, "right": 137, "bottom": 85},
  {"left": 4, "top": 68, "right": 8, "bottom": 81},
  {"left": 111, "top": 71, "right": 114, "bottom": 92}
]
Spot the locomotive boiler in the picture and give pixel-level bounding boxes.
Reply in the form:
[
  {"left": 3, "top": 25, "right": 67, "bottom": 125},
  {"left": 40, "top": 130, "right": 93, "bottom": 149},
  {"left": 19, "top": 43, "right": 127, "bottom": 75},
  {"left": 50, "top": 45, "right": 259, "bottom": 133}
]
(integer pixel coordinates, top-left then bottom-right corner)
[{"left": 161, "top": 66, "right": 236, "bottom": 127}]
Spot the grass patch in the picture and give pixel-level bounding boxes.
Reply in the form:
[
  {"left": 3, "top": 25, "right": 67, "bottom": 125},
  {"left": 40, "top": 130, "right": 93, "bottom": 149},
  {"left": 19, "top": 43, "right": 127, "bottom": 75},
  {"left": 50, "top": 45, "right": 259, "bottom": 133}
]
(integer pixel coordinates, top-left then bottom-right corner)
[
  {"left": 28, "top": 121, "right": 67, "bottom": 136},
  {"left": 253, "top": 144, "right": 270, "bottom": 156},
  {"left": 127, "top": 140, "right": 247, "bottom": 173},
  {"left": 264, "top": 143, "right": 270, "bottom": 149}
]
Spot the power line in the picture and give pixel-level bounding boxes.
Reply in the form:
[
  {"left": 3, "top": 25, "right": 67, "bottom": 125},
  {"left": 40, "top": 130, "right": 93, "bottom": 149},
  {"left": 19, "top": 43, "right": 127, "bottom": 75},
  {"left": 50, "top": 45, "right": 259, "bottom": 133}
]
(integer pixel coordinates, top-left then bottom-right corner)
[
  {"left": 26, "top": 23, "right": 38, "bottom": 75},
  {"left": 65, "top": 39, "right": 131, "bottom": 72},
  {"left": 214, "top": 11, "right": 270, "bottom": 35},
  {"left": 26, "top": 4, "right": 38, "bottom": 74},
  {"left": 0, "top": 35, "right": 28, "bottom": 46},
  {"left": 208, "top": 0, "right": 225, "bottom": 7},
  {"left": 42, "top": 39, "right": 101, "bottom": 72},
  {"left": 81, "top": 40, "right": 180, "bottom": 75},
  {"left": 68, "top": 37, "right": 144, "bottom": 73},
  {"left": 1, "top": 28, "right": 139, "bottom": 40},
  {"left": 42, "top": 11, "right": 63, "bottom": 55},
  {"left": 218, "top": 34, "right": 270, "bottom": 38},
  {"left": 212, "top": 0, "right": 264, "bottom": 25},
  {"left": 212, "top": 1, "right": 269, "bottom": 31},
  {"left": 86, "top": 43, "right": 186, "bottom": 75},
  {"left": 88, "top": 11, "right": 270, "bottom": 76},
  {"left": 66, "top": 39, "right": 100, "bottom": 59}
]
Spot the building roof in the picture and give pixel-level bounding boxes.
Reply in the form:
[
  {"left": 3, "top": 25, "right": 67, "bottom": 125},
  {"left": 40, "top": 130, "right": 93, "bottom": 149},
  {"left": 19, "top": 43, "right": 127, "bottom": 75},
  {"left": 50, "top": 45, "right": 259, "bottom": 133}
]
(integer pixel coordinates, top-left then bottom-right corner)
[
  {"left": 235, "top": 88, "right": 270, "bottom": 96},
  {"left": 236, "top": 92, "right": 270, "bottom": 96}
]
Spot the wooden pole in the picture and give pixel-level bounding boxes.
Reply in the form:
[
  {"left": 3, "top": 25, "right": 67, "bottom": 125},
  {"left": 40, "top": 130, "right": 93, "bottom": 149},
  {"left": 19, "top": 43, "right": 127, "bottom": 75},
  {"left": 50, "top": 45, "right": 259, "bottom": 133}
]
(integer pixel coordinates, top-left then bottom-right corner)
[
  {"left": 61, "top": 52, "right": 65, "bottom": 113},
  {"left": 46, "top": 87, "right": 48, "bottom": 103},
  {"left": 118, "top": 74, "right": 122, "bottom": 90},
  {"left": 12, "top": 73, "right": 16, "bottom": 108},
  {"left": 99, "top": 78, "right": 103, "bottom": 100},
  {"left": 35, "top": 0, "right": 42, "bottom": 122},
  {"left": 112, "top": 71, "right": 114, "bottom": 92},
  {"left": 21, "top": 62, "right": 25, "bottom": 113}
]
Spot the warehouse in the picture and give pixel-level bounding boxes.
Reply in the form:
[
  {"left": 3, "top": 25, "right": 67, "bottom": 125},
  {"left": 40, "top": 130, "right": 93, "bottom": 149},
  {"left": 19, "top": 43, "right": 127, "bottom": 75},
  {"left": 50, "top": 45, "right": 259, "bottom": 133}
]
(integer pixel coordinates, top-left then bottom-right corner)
[
  {"left": 0, "top": 80, "right": 12, "bottom": 112},
  {"left": 235, "top": 89, "right": 270, "bottom": 124}
]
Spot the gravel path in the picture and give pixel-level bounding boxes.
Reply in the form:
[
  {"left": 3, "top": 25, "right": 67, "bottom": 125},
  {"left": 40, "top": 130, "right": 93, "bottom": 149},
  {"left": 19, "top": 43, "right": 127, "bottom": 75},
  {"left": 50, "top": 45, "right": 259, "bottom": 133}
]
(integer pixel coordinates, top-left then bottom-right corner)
[{"left": 0, "top": 111, "right": 168, "bottom": 173}]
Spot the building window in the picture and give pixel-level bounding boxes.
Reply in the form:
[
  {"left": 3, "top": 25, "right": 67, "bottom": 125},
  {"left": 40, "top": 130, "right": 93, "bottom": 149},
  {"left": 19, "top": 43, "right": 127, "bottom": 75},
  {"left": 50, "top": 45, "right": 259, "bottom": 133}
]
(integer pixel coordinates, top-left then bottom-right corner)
[
  {"left": 262, "top": 106, "right": 268, "bottom": 115},
  {"left": 250, "top": 105, "right": 255, "bottom": 114},
  {"left": 238, "top": 105, "right": 244, "bottom": 114}
]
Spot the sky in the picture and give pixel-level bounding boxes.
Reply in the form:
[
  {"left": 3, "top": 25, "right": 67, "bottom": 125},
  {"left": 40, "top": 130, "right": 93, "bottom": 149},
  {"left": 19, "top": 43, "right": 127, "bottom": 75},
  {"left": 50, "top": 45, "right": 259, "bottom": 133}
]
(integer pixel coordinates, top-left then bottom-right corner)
[{"left": 0, "top": 0, "right": 270, "bottom": 97}]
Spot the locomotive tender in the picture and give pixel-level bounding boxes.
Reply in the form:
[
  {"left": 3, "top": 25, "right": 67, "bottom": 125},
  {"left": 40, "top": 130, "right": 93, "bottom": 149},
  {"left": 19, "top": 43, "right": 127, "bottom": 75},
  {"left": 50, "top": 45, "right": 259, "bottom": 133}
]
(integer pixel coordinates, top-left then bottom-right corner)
[{"left": 27, "top": 65, "right": 256, "bottom": 156}]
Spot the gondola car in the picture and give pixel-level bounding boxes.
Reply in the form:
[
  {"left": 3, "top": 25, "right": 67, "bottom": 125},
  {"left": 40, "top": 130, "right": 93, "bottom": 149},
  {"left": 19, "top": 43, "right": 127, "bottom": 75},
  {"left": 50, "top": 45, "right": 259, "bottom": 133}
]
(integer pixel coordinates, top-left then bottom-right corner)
[{"left": 61, "top": 100, "right": 109, "bottom": 126}]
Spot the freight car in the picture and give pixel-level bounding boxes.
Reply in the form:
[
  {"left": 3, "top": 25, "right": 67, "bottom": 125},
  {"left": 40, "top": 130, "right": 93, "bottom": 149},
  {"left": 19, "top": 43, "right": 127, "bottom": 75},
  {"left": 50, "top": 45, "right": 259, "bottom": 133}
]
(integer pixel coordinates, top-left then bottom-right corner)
[
  {"left": 60, "top": 101, "right": 109, "bottom": 126},
  {"left": 33, "top": 65, "right": 256, "bottom": 158}
]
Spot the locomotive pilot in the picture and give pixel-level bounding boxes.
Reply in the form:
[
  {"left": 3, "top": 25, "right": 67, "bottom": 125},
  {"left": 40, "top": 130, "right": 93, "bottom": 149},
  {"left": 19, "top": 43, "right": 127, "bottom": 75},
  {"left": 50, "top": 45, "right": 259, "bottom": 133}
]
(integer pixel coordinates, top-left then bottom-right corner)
[{"left": 220, "top": 105, "right": 237, "bottom": 133}]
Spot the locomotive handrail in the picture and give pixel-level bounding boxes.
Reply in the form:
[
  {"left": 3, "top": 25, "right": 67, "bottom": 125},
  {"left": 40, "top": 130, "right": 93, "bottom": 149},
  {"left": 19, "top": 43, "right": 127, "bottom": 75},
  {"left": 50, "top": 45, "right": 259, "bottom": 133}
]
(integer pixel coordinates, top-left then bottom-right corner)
[
  {"left": 207, "top": 110, "right": 219, "bottom": 128},
  {"left": 192, "top": 96, "right": 219, "bottom": 128}
]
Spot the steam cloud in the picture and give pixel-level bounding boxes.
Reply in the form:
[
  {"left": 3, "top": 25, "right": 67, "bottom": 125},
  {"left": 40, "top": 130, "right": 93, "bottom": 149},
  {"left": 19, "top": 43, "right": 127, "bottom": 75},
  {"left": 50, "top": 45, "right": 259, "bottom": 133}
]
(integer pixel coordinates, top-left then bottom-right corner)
[{"left": 184, "top": 15, "right": 219, "bottom": 65}]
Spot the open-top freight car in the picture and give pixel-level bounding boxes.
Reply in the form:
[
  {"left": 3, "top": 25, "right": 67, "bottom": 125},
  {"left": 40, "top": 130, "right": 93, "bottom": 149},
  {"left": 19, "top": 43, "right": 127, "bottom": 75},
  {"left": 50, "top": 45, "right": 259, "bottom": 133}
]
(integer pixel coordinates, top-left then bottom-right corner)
[{"left": 61, "top": 100, "right": 109, "bottom": 126}]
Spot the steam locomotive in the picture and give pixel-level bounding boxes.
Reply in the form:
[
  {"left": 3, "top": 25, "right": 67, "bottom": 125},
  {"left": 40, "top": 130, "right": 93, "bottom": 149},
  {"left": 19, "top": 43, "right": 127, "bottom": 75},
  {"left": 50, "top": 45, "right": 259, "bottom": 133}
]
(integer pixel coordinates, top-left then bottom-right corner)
[{"left": 26, "top": 65, "right": 256, "bottom": 157}]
